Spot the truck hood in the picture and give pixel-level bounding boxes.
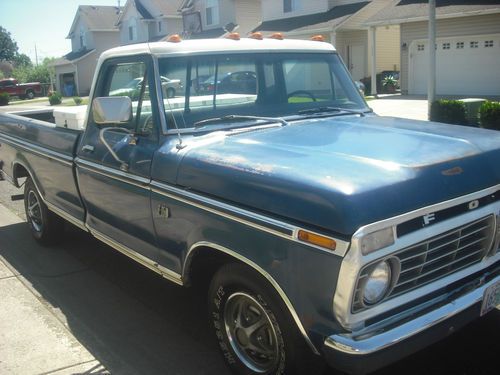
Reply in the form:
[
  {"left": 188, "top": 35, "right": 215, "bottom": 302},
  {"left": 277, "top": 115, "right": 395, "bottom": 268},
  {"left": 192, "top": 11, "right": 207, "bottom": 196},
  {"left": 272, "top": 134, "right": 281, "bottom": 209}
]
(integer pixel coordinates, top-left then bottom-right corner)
[{"left": 176, "top": 115, "right": 500, "bottom": 236}]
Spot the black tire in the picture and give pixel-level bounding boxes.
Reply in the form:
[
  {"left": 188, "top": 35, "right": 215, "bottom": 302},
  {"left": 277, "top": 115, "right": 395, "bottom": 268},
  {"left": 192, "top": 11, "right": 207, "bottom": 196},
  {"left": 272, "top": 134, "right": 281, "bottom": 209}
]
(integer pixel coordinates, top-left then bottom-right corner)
[
  {"left": 208, "top": 263, "right": 323, "bottom": 375},
  {"left": 166, "top": 87, "right": 175, "bottom": 98},
  {"left": 24, "top": 177, "right": 64, "bottom": 245},
  {"left": 25, "top": 90, "right": 35, "bottom": 100}
]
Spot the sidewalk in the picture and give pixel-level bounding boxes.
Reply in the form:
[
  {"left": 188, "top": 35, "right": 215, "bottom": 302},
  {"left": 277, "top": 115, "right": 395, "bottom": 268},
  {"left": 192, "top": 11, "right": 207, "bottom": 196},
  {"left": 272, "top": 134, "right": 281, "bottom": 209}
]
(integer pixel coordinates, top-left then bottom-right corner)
[{"left": 0, "top": 204, "right": 107, "bottom": 375}]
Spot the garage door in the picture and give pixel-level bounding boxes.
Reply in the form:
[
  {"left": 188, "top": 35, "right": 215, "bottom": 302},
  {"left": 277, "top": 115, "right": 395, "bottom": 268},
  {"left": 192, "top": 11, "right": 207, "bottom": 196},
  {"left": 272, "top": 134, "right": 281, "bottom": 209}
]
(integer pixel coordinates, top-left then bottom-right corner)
[{"left": 409, "top": 34, "right": 500, "bottom": 95}]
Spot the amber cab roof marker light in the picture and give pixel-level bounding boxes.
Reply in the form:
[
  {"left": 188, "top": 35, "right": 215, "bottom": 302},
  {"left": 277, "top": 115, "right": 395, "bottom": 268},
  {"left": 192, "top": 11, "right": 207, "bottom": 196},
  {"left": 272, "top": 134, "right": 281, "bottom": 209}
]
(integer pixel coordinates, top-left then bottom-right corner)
[
  {"left": 226, "top": 32, "right": 241, "bottom": 40},
  {"left": 311, "top": 35, "right": 325, "bottom": 42},
  {"left": 167, "top": 34, "right": 182, "bottom": 43},
  {"left": 249, "top": 32, "right": 263, "bottom": 40},
  {"left": 269, "top": 32, "right": 284, "bottom": 40}
]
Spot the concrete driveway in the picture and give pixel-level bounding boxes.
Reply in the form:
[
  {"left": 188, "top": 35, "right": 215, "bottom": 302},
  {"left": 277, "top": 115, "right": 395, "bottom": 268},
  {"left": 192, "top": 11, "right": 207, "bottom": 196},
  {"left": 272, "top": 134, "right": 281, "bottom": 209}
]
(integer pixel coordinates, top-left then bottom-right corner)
[{"left": 368, "top": 95, "right": 428, "bottom": 121}]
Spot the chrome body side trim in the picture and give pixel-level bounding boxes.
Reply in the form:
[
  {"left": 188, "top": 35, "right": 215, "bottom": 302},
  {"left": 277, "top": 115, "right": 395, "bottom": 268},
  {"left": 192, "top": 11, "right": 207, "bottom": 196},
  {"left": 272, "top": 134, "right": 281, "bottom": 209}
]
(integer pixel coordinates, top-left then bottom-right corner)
[
  {"left": 0, "top": 133, "right": 73, "bottom": 167},
  {"left": 184, "top": 241, "right": 320, "bottom": 355},
  {"left": 334, "top": 186, "right": 500, "bottom": 331},
  {"left": 45, "top": 200, "right": 87, "bottom": 231},
  {"left": 151, "top": 181, "right": 350, "bottom": 257},
  {"left": 325, "top": 274, "right": 500, "bottom": 355},
  {"left": 90, "top": 227, "right": 183, "bottom": 285},
  {"left": 75, "top": 157, "right": 151, "bottom": 189}
]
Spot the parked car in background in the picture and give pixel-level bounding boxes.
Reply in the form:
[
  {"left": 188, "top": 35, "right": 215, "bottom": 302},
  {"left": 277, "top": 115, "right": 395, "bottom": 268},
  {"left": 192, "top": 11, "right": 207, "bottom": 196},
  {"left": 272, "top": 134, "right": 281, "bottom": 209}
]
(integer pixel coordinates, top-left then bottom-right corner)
[
  {"left": 198, "top": 71, "right": 257, "bottom": 94},
  {"left": 0, "top": 78, "right": 43, "bottom": 100},
  {"left": 110, "top": 76, "right": 182, "bottom": 98}
]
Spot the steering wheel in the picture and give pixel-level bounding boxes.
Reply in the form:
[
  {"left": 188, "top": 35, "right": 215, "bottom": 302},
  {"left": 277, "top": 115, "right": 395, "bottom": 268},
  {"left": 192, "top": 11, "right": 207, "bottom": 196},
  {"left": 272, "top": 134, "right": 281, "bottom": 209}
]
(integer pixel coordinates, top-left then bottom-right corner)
[{"left": 287, "top": 90, "right": 317, "bottom": 102}]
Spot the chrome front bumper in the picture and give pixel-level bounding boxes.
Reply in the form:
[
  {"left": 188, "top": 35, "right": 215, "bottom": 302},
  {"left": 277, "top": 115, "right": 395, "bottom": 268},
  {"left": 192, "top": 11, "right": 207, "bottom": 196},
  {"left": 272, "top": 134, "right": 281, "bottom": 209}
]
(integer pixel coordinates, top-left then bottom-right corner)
[
  {"left": 323, "top": 267, "right": 500, "bottom": 374},
  {"left": 325, "top": 273, "right": 499, "bottom": 357}
]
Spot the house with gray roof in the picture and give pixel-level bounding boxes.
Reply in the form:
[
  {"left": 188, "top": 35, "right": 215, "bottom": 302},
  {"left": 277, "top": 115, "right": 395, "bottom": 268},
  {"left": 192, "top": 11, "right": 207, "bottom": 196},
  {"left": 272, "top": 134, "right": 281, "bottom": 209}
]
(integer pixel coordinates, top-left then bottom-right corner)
[
  {"left": 116, "top": 0, "right": 183, "bottom": 45},
  {"left": 51, "top": 5, "right": 122, "bottom": 96},
  {"left": 366, "top": 0, "right": 500, "bottom": 96},
  {"left": 178, "top": 0, "right": 262, "bottom": 39},
  {"left": 254, "top": 0, "right": 401, "bottom": 88}
]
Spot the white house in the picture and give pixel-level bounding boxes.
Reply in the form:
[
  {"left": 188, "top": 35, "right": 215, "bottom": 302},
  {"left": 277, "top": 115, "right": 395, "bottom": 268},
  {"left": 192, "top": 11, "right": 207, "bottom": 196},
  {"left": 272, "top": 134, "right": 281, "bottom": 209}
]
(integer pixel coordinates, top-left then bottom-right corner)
[
  {"left": 52, "top": 5, "right": 122, "bottom": 96},
  {"left": 178, "top": 0, "right": 262, "bottom": 39},
  {"left": 254, "top": 0, "right": 401, "bottom": 89},
  {"left": 366, "top": 0, "right": 500, "bottom": 96},
  {"left": 117, "top": 0, "right": 183, "bottom": 45}
]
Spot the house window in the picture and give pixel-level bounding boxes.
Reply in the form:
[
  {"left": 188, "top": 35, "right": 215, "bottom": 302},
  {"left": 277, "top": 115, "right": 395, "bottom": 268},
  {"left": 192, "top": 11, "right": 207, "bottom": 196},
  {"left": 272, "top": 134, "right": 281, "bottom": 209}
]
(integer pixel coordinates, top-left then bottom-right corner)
[
  {"left": 417, "top": 44, "right": 424, "bottom": 51},
  {"left": 485, "top": 40, "right": 494, "bottom": 47},
  {"left": 206, "top": 0, "right": 219, "bottom": 26},
  {"left": 79, "top": 26, "right": 86, "bottom": 49},
  {"left": 284, "top": 0, "right": 300, "bottom": 13},
  {"left": 470, "top": 41, "right": 478, "bottom": 48},
  {"left": 128, "top": 17, "right": 138, "bottom": 41},
  {"left": 456, "top": 42, "right": 464, "bottom": 49},
  {"left": 442, "top": 43, "right": 450, "bottom": 50},
  {"left": 158, "top": 21, "right": 162, "bottom": 33}
]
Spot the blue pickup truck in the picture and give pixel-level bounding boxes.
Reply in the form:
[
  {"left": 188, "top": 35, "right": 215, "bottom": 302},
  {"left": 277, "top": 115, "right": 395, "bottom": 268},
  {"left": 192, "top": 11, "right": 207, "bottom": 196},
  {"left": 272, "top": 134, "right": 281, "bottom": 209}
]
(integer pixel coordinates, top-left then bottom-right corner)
[{"left": 0, "top": 37, "right": 499, "bottom": 375}]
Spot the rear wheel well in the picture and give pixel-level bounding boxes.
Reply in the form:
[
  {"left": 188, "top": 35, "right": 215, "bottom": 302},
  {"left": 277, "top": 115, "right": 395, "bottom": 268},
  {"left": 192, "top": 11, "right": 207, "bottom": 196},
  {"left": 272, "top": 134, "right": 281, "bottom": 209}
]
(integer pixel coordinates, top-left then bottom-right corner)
[{"left": 13, "top": 163, "right": 29, "bottom": 187}]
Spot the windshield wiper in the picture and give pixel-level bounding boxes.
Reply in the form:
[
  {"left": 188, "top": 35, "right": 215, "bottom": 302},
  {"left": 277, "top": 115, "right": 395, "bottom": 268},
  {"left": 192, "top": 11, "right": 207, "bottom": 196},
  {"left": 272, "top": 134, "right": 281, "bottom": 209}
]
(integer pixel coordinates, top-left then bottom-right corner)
[
  {"left": 298, "top": 106, "right": 370, "bottom": 117},
  {"left": 194, "top": 115, "right": 288, "bottom": 128}
]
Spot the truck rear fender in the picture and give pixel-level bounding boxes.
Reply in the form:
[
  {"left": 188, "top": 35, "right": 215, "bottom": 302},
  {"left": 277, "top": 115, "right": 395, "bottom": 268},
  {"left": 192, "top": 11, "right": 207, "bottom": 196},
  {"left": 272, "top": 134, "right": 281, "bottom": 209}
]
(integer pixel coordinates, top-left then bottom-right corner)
[{"left": 183, "top": 241, "right": 321, "bottom": 356}]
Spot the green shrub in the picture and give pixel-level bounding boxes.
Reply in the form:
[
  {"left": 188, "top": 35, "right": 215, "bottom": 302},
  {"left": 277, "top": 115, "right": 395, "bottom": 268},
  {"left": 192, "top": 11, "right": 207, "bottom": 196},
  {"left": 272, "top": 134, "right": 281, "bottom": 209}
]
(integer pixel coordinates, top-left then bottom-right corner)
[
  {"left": 479, "top": 101, "right": 500, "bottom": 130},
  {"left": 73, "top": 96, "right": 83, "bottom": 105},
  {"left": 0, "top": 92, "right": 9, "bottom": 106},
  {"left": 430, "top": 100, "right": 467, "bottom": 125},
  {"left": 48, "top": 91, "right": 62, "bottom": 105}
]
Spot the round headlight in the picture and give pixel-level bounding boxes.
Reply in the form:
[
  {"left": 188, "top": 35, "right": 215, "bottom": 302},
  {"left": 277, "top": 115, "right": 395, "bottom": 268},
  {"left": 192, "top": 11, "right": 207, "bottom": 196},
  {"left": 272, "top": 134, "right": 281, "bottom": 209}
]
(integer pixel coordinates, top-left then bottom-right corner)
[{"left": 363, "top": 261, "right": 391, "bottom": 305}]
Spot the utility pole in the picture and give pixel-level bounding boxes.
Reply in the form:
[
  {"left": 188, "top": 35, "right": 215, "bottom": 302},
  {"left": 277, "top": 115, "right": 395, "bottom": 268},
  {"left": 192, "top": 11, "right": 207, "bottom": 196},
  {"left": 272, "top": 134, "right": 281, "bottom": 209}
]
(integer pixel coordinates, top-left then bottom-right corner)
[
  {"left": 428, "top": 0, "right": 436, "bottom": 119},
  {"left": 34, "top": 43, "right": 39, "bottom": 66}
]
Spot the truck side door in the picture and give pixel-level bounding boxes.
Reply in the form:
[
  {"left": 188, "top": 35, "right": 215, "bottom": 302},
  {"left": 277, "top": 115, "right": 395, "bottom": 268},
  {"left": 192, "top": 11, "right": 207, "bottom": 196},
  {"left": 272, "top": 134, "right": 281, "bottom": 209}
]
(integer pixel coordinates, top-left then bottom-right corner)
[{"left": 76, "top": 56, "right": 162, "bottom": 262}]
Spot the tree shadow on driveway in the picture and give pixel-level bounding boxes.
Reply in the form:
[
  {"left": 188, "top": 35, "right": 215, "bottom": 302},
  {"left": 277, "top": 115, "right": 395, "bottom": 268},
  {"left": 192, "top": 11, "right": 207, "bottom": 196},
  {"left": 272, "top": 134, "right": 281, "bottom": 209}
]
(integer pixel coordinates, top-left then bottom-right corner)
[{"left": 0, "top": 222, "right": 230, "bottom": 375}]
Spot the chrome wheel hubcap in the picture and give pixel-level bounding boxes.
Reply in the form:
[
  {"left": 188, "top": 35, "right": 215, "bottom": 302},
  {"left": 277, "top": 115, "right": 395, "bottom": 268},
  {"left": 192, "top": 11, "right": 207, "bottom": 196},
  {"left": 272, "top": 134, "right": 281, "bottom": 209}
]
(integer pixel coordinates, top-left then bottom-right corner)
[
  {"left": 27, "top": 190, "right": 43, "bottom": 232},
  {"left": 224, "top": 292, "right": 279, "bottom": 373}
]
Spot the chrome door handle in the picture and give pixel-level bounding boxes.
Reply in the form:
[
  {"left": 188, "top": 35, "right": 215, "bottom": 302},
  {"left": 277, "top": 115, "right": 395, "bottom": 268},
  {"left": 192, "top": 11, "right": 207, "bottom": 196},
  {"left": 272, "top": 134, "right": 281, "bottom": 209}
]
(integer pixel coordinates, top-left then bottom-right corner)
[{"left": 82, "top": 145, "right": 94, "bottom": 153}]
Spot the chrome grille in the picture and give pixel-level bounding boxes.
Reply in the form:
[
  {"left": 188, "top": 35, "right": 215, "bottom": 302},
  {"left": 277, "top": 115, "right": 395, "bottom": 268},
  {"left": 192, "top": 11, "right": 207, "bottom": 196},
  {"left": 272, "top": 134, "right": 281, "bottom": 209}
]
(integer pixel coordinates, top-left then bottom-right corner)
[{"left": 353, "top": 215, "right": 495, "bottom": 313}]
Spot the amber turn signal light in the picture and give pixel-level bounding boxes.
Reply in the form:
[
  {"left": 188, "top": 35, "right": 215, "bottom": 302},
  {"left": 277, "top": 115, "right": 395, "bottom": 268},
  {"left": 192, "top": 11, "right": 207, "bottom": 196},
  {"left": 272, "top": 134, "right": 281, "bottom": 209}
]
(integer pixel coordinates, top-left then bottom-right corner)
[{"left": 297, "top": 230, "right": 337, "bottom": 251}]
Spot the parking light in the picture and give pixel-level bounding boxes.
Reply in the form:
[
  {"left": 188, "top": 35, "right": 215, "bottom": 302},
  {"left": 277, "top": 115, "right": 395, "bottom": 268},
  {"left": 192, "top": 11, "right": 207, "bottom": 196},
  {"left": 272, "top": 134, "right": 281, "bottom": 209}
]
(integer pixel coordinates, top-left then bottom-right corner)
[{"left": 297, "top": 230, "right": 336, "bottom": 251}]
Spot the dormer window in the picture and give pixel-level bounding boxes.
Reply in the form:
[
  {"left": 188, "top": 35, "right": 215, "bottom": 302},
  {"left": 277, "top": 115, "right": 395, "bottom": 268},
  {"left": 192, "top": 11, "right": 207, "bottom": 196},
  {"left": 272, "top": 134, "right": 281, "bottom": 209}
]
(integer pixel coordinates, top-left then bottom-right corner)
[
  {"left": 206, "top": 0, "right": 219, "bottom": 26},
  {"left": 79, "top": 26, "right": 86, "bottom": 49},
  {"left": 284, "top": 0, "right": 300, "bottom": 13},
  {"left": 129, "top": 17, "right": 137, "bottom": 41}
]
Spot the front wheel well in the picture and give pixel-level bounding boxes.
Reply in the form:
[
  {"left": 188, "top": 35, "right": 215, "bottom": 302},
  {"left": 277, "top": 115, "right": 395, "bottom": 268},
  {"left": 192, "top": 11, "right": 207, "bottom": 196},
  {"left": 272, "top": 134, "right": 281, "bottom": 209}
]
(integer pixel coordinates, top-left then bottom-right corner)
[{"left": 184, "top": 246, "right": 235, "bottom": 290}]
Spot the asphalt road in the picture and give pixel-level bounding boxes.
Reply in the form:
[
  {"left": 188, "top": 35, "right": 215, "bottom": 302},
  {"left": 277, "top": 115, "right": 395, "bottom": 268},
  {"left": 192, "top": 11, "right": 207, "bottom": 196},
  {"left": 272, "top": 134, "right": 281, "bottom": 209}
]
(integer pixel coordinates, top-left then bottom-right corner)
[{"left": 0, "top": 180, "right": 498, "bottom": 375}]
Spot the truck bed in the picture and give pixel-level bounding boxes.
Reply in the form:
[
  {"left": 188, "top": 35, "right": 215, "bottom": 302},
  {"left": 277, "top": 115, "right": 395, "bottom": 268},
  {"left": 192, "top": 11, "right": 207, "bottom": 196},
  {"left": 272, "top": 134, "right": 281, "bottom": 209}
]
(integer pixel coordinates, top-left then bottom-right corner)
[{"left": 0, "top": 110, "right": 85, "bottom": 227}]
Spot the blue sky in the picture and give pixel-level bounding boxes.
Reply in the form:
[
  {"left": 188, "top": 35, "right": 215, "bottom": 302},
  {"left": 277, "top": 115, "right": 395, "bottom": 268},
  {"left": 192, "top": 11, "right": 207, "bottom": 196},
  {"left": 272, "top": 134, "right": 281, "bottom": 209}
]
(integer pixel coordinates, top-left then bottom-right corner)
[{"left": 0, "top": 0, "right": 121, "bottom": 63}]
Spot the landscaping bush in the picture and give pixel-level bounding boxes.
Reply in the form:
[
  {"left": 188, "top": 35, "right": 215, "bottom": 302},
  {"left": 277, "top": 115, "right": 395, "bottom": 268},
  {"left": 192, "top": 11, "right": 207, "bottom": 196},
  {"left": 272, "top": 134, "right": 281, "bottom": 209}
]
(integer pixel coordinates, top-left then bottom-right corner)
[
  {"left": 73, "top": 96, "right": 83, "bottom": 105},
  {"left": 0, "top": 92, "right": 9, "bottom": 106},
  {"left": 479, "top": 101, "right": 500, "bottom": 130},
  {"left": 48, "top": 91, "right": 62, "bottom": 105},
  {"left": 430, "top": 100, "right": 467, "bottom": 125}
]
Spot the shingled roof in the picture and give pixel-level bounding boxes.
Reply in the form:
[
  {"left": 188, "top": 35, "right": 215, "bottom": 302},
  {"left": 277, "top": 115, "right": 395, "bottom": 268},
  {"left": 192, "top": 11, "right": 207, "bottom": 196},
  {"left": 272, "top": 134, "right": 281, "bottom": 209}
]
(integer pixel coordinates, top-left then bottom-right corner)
[
  {"left": 254, "top": 1, "right": 369, "bottom": 32},
  {"left": 67, "top": 5, "right": 121, "bottom": 37},
  {"left": 366, "top": 0, "right": 500, "bottom": 25}
]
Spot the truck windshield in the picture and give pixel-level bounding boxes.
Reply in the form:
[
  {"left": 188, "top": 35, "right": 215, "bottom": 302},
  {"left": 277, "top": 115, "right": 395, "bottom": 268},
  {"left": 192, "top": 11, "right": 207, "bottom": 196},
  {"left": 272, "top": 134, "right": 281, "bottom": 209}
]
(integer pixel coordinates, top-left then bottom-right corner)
[{"left": 158, "top": 53, "right": 368, "bottom": 130}]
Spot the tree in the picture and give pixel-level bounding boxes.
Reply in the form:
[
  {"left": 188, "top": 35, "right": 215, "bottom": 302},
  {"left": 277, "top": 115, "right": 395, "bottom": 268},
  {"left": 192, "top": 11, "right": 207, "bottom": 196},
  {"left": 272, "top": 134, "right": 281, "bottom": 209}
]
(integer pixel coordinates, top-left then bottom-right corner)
[
  {"left": 0, "top": 26, "right": 19, "bottom": 62},
  {"left": 13, "top": 53, "right": 32, "bottom": 68},
  {"left": 12, "top": 58, "right": 54, "bottom": 84}
]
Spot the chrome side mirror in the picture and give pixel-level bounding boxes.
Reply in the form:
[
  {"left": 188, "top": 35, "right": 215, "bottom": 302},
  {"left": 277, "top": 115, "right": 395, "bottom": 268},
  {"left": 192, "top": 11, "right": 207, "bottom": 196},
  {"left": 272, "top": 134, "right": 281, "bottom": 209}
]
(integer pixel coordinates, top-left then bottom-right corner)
[{"left": 92, "top": 96, "right": 132, "bottom": 125}]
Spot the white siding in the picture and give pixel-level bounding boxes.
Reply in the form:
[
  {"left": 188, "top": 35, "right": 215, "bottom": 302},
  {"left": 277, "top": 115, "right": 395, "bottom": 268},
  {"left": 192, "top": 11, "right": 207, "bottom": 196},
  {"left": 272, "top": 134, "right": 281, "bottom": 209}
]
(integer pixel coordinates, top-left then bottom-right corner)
[
  {"left": 234, "top": 0, "right": 262, "bottom": 36},
  {"left": 261, "top": 0, "right": 328, "bottom": 21},
  {"left": 335, "top": 30, "right": 367, "bottom": 78},
  {"left": 374, "top": 25, "right": 400, "bottom": 73},
  {"left": 400, "top": 14, "right": 500, "bottom": 93}
]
